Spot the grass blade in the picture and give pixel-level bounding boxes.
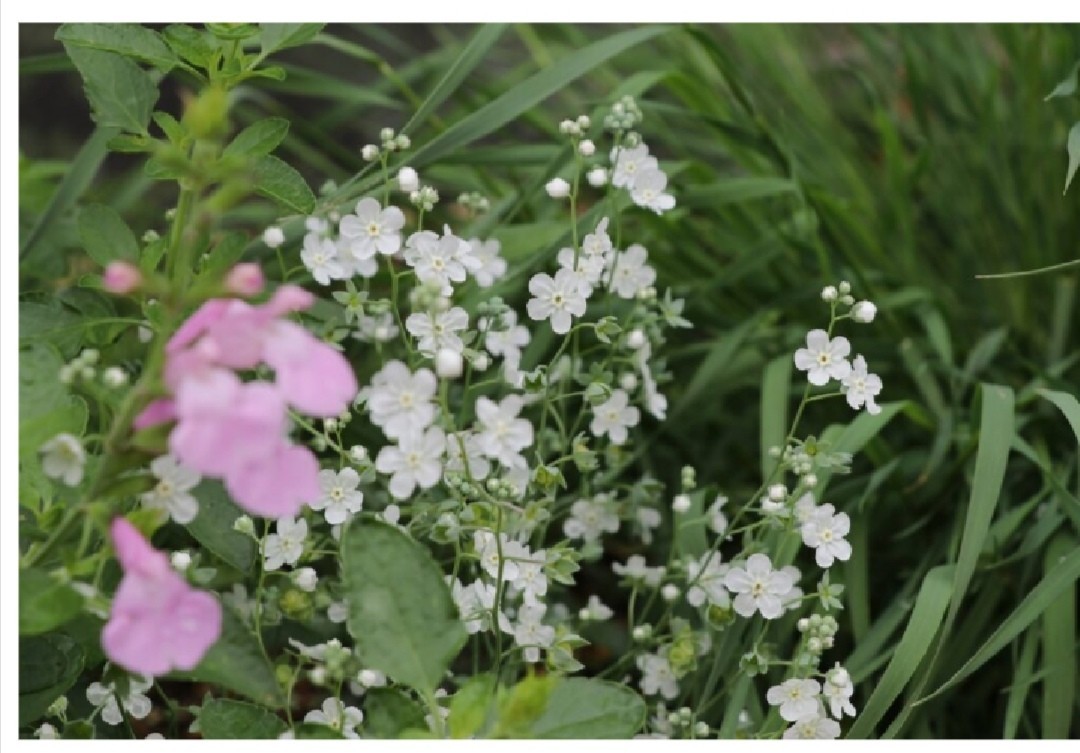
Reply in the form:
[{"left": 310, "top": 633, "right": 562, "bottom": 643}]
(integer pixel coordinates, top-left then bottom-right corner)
[
  {"left": 1041, "top": 533, "right": 1077, "bottom": 738},
  {"left": 759, "top": 355, "right": 791, "bottom": 481},
  {"left": 1037, "top": 388, "right": 1080, "bottom": 448}
]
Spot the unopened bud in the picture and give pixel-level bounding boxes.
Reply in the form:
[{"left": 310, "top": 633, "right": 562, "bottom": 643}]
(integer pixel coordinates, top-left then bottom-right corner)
[
  {"left": 225, "top": 263, "right": 265, "bottom": 297},
  {"left": 102, "top": 261, "right": 142, "bottom": 295}
]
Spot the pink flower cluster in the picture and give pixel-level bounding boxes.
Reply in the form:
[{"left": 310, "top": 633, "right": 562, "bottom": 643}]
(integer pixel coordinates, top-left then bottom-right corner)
[
  {"left": 103, "top": 518, "right": 221, "bottom": 676},
  {"left": 135, "top": 285, "right": 358, "bottom": 518}
]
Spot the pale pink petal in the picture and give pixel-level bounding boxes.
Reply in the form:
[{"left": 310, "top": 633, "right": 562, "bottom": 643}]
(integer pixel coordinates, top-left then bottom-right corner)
[
  {"left": 133, "top": 399, "right": 176, "bottom": 431},
  {"left": 225, "top": 443, "right": 321, "bottom": 518},
  {"left": 263, "top": 321, "right": 357, "bottom": 417}
]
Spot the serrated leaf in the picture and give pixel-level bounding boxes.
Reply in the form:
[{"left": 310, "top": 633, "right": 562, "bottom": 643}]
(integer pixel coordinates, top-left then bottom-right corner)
[
  {"left": 185, "top": 480, "right": 257, "bottom": 572},
  {"left": 259, "top": 24, "right": 325, "bottom": 57},
  {"left": 63, "top": 46, "right": 158, "bottom": 135},
  {"left": 170, "top": 606, "right": 283, "bottom": 708},
  {"left": 56, "top": 23, "right": 177, "bottom": 71},
  {"left": 224, "top": 117, "right": 290, "bottom": 158},
  {"left": 199, "top": 699, "right": 287, "bottom": 739},
  {"left": 20, "top": 633, "right": 85, "bottom": 726},
  {"left": 341, "top": 520, "right": 466, "bottom": 693},
  {"left": 528, "top": 678, "right": 646, "bottom": 739},
  {"left": 363, "top": 688, "right": 427, "bottom": 739},
  {"left": 78, "top": 203, "right": 139, "bottom": 266},
  {"left": 163, "top": 24, "right": 215, "bottom": 69},
  {"left": 19, "top": 569, "right": 84, "bottom": 635},
  {"left": 251, "top": 155, "right": 315, "bottom": 214}
]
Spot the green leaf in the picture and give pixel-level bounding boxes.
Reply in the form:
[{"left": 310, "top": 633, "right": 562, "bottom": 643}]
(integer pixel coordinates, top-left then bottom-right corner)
[
  {"left": 1038, "top": 388, "right": 1080, "bottom": 448},
  {"left": 170, "top": 606, "right": 284, "bottom": 708},
  {"left": 162, "top": 24, "right": 215, "bottom": 69},
  {"left": 293, "top": 723, "right": 345, "bottom": 739},
  {"left": 674, "top": 490, "right": 707, "bottom": 559},
  {"left": 1041, "top": 534, "right": 1077, "bottom": 738},
  {"left": 528, "top": 678, "right": 646, "bottom": 739},
  {"left": 198, "top": 699, "right": 287, "bottom": 739},
  {"left": 19, "top": 569, "right": 84, "bottom": 635},
  {"left": 19, "top": 301, "right": 85, "bottom": 355},
  {"left": 251, "top": 155, "right": 315, "bottom": 214},
  {"left": 56, "top": 23, "right": 177, "bottom": 71},
  {"left": 62, "top": 46, "right": 158, "bottom": 135},
  {"left": 449, "top": 674, "right": 496, "bottom": 738},
  {"left": 20, "top": 126, "right": 118, "bottom": 263},
  {"left": 20, "top": 633, "right": 85, "bottom": 726},
  {"left": 846, "top": 565, "right": 954, "bottom": 739},
  {"left": 198, "top": 231, "right": 250, "bottom": 281},
  {"left": 341, "top": 520, "right": 466, "bottom": 693},
  {"left": 259, "top": 24, "right": 325, "bottom": 57},
  {"left": 1065, "top": 120, "right": 1080, "bottom": 194},
  {"left": 760, "top": 355, "right": 791, "bottom": 481},
  {"left": 683, "top": 176, "right": 798, "bottom": 207},
  {"left": 224, "top": 117, "right": 290, "bottom": 158},
  {"left": 185, "top": 480, "right": 257, "bottom": 572},
  {"left": 78, "top": 204, "right": 139, "bottom": 266},
  {"left": 1045, "top": 60, "right": 1080, "bottom": 100},
  {"left": 362, "top": 688, "right": 427, "bottom": 739}
]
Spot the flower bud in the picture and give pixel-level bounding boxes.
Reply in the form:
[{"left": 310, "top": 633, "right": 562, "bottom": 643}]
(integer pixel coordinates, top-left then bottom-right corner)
[
  {"left": 851, "top": 300, "right": 877, "bottom": 323},
  {"left": 361, "top": 144, "right": 380, "bottom": 162},
  {"left": 661, "top": 583, "right": 680, "bottom": 602},
  {"left": 102, "top": 366, "right": 128, "bottom": 388},
  {"left": 171, "top": 551, "right": 192, "bottom": 571},
  {"left": 586, "top": 167, "right": 608, "bottom": 187},
  {"left": 626, "top": 329, "right": 647, "bottom": 350},
  {"left": 578, "top": 139, "right": 596, "bottom": 157},
  {"left": 821, "top": 285, "right": 838, "bottom": 302},
  {"left": 225, "top": 263, "right": 265, "bottom": 297},
  {"left": 293, "top": 567, "right": 318, "bottom": 592},
  {"left": 397, "top": 166, "right": 419, "bottom": 192},
  {"left": 262, "top": 226, "right": 285, "bottom": 248},
  {"left": 838, "top": 280, "right": 851, "bottom": 295},
  {"left": 545, "top": 177, "right": 571, "bottom": 198},
  {"left": 435, "top": 348, "right": 464, "bottom": 379},
  {"left": 102, "top": 261, "right": 142, "bottom": 295},
  {"left": 349, "top": 445, "right": 368, "bottom": 463},
  {"left": 672, "top": 494, "right": 691, "bottom": 514}
]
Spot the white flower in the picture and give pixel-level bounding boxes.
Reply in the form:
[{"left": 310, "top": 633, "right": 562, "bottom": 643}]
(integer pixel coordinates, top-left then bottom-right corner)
[
  {"left": 484, "top": 310, "right": 530, "bottom": 367},
  {"left": 355, "top": 312, "right": 398, "bottom": 343},
  {"left": 375, "top": 426, "right": 446, "bottom": 499},
  {"left": 637, "top": 650, "right": 678, "bottom": 699},
  {"left": 613, "top": 554, "right": 665, "bottom": 587},
  {"left": 171, "top": 551, "right": 192, "bottom": 571},
  {"left": 305, "top": 698, "right": 364, "bottom": 739},
  {"left": 636, "top": 507, "right": 662, "bottom": 545},
  {"left": 723, "top": 553, "right": 794, "bottom": 619},
  {"left": 823, "top": 663, "right": 857, "bottom": 719},
  {"left": 526, "top": 268, "right": 588, "bottom": 335},
  {"left": 469, "top": 238, "right": 507, "bottom": 287},
  {"left": 821, "top": 285, "right": 838, "bottom": 302},
  {"left": 139, "top": 454, "right": 201, "bottom": 524},
  {"left": 262, "top": 226, "right": 285, "bottom": 248},
  {"left": 851, "top": 300, "right": 877, "bottom": 323},
  {"left": 590, "top": 389, "right": 640, "bottom": 445},
  {"left": 626, "top": 328, "right": 647, "bottom": 350},
  {"left": 511, "top": 548, "right": 549, "bottom": 606},
  {"left": 556, "top": 246, "right": 603, "bottom": 296},
  {"left": 630, "top": 168, "right": 675, "bottom": 214},
  {"left": 563, "top": 496, "right": 620, "bottom": 542},
  {"left": 611, "top": 144, "right": 657, "bottom": 189},
  {"left": 356, "top": 668, "right": 388, "bottom": 690},
  {"left": 305, "top": 216, "right": 330, "bottom": 236},
  {"left": 474, "top": 530, "right": 522, "bottom": 582},
  {"left": 300, "top": 234, "right": 345, "bottom": 285},
  {"left": 40, "top": 433, "right": 85, "bottom": 486},
  {"left": 685, "top": 553, "right": 730, "bottom": 609},
  {"left": 841, "top": 355, "right": 883, "bottom": 415},
  {"left": 634, "top": 342, "right": 668, "bottom": 420},
  {"left": 513, "top": 603, "right": 555, "bottom": 663},
  {"left": 579, "top": 595, "right": 614, "bottom": 621},
  {"left": 405, "top": 306, "right": 468, "bottom": 357},
  {"left": 404, "top": 230, "right": 474, "bottom": 291},
  {"left": 793, "top": 329, "right": 852, "bottom": 386},
  {"left": 475, "top": 395, "right": 534, "bottom": 467},
  {"left": 34, "top": 723, "right": 59, "bottom": 739},
  {"left": 365, "top": 360, "right": 437, "bottom": 440},
  {"left": 310, "top": 468, "right": 364, "bottom": 525},
  {"left": 397, "top": 166, "right": 419, "bottom": 193},
  {"left": 263, "top": 517, "right": 308, "bottom": 571},
  {"left": 451, "top": 578, "right": 512, "bottom": 634},
  {"left": 586, "top": 167, "right": 608, "bottom": 187},
  {"left": 445, "top": 430, "right": 491, "bottom": 481},
  {"left": 339, "top": 197, "right": 405, "bottom": 258},
  {"left": 783, "top": 711, "right": 841, "bottom": 740},
  {"left": 336, "top": 236, "right": 377, "bottom": 279},
  {"left": 293, "top": 567, "right": 318, "bottom": 592},
  {"left": 707, "top": 494, "right": 729, "bottom": 534},
  {"left": 608, "top": 244, "right": 656, "bottom": 299},
  {"left": 86, "top": 675, "right": 153, "bottom": 726},
  {"left": 545, "top": 177, "right": 571, "bottom": 198},
  {"left": 800, "top": 503, "right": 852, "bottom": 568},
  {"left": 794, "top": 492, "right": 818, "bottom": 524},
  {"left": 767, "top": 678, "right": 822, "bottom": 722}
]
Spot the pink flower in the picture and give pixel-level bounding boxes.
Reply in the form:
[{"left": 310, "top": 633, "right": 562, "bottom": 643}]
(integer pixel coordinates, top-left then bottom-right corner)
[
  {"left": 102, "top": 518, "right": 221, "bottom": 676},
  {"left": 103, "top": 262, "right": 142, "bottom": 294},
  {"left": 225, "top": 263, "right": 265, "bottom": 297},
  {"left": 133, "top": 398, "right": 176, "bottom": 430},
  {"left": 263, "top": 320, "right": 357, "bottom": 417},
  {"left": 225, "top": 442, "right": 321, "bottom": 518}
]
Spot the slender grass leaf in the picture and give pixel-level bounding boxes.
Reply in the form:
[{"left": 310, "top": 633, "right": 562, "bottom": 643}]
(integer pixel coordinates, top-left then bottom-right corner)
[
  {"left": 1045, "top": 60, "right": 1080, "bottom": 100},
  {"left": 259, "top": 23, "right": 325, "bottom": 58},
  {"left": 1003, "top": 627, "right": 1039, "bottom": 739},
  {"left": 682, "top": 177, "right": 797, "bottom": 207},
  {"left": 1037, "top": 388, "right": 1080, "bottom": 448},
  {"left": 1065, "top": 120, "right": 1080, "bottom": 193},
  {"left": 1041, "top": 533, "right": 1076, "bottom": 738},
  {"left": 760, "top": 355, "right": 791, "bottom": 481},
  {"left": 341, "top": 520, "right": 466, "bottom": 693},
  {"left": 846, "top": 564, "right": 954, "bottom": 739}
]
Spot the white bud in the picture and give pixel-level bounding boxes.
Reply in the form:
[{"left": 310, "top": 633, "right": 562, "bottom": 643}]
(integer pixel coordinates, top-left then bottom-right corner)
[
  {"left": 435, "top": 348, "right": 464, "bottom": 379},
  {"left": 545, "top": 177, "right": 571, "bottom": 198},
  {"left": 58, "top": 365, "right": 75, "bottom": 384},
  {"left": 661, "top": 583, "right": 680, "bottom": 602},
  {"left": 631, "top": 624, "right": 652, "bottom": 642},
  {"left": 694, "top": 721, "right": 710, "bottom": 737},
  {"left": 137, "top": 325, "right": 153, "bottom": 343},
  {"left": 840, "top": 294, "right": 855, "bottom": 306},
  {"left": 852, "top": 300, "right": 877, "bottom": 323},
  {"left": 586, "top": 167, "right": 608, "bottom": 187},
  {"left": 309, "top": 666, "right": 328, "bottom": 685},
  {"left": 797, "top": 617, "right": 810, "bottom": 632},
  {"left": 767, "top": 483, "right": 787, "bottom": 502},
  {"left": 358, "top": 668, "right": 384, "bottom": 687},
  {"left": 767, "top": 445, "right": 783, "bottom": 458},
  {"left": 379, "top": 127, "right": 395, "bottom": 142},
  {"left": 80, "top": 366, "right": 96, "bottom": 381},
  {"left": 382, "top": 504, "right": 401, "bottom": 525},
  {"left": 807, "top": 637, "right": 823, "bottom": 653},
  {"left": 324, "top": 418, "right": 338, "bottom": 432},
  {"left": 349, "top": 445, "right": 368, "bottom": 463},
  {"left": 102, "top": 367, "right": 128, "bottom": 388},
  {"left": 233, "top": 515, "right": 255, "bottom": 536},
  {"left": 472, "top": 353, "right": 490, "bottom": 372},
  {"left": 828, "top": 667, "right": 851, "bottom": 687},
  {"left": 559, "top": 119, "right": 576, "bottom": 134},
  {"left": 293, "top": 567, "right": 318, "bottom": 592},
  {"left": 820, "top": 285, "right": 838, "bottom": 302},
  {"left": 626, "top": 329, "right": 647, "bottom": 350},
  {"left": 619, "top": 372, "right": 638, "bottom": 391},
  {"left": 803, "top": 473, "right": 818, "bottom": 488},
  {"left": 672, "top": 494, "right": 692, "bottom": 514},
  {"left": 81, "top": 349, "right": 99, "bottom": 364},
  {"left": 171, "top": 551, "right": 192, "bottom": 571},
  {"left": 262, "top": 226, "right": 285, "bottom": 248},
  {"left": 398, "top": 166, "right": 419, "bottom": 193},
  {"left": 361, "top": 144, "right": 380, "bottom": 162},
  {"left": 578, "top": 139, "right": 596, "bottom": 157},
  {"left": 838, "top": 280, "right": 851, "bottom": 295}
]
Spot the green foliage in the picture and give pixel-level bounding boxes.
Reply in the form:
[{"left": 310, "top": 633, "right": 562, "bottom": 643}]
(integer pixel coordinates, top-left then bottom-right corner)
[
  {"left": 77, "top": 204, "right": 139, "bottom": 266},
  {"left": 20, "top": 634, "right": 85, "bottom": 726},
  {"left": 61, "top": 45, "right": 157, "bottom": 134},
  {"left": 198, "top": 699, "right": 287, "bottom": 739},
  {"left": 185, "top": 481, "right": 258, "bottom": 571},
  {"left": 251, "top": 155, "right": 316, "bottom": 214},
  {"left": 363, "top": 688, "right": 428, "bottom": 738},
  {"left": 528, "top": 678, "right": 647, "bottom": 738},
  {"left": 19, "top": 570, "right": 83, "bottom": 635},
  {"left": 340, "top": 520, "right": 466, "bottom": 693}
]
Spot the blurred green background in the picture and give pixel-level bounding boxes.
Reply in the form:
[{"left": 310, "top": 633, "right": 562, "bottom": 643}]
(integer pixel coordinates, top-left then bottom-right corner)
[{"left": 20, "top": 23, "right": 1080, "bottom": 738}]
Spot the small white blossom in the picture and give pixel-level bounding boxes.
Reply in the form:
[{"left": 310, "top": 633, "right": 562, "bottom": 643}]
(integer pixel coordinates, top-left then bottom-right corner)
[
  {"left": 475, "top": 395, "right": 535, "bottom": 467},
  {"left": 293, "top": 567, "right": 318, "bottom": 592},
  {"left": 513, "top": 603, "right": 555, "bottom": 663},
  {"left": 589, "top": 389, "right": 640, "bottom": 445},
  {"left": 300, "top": 233, "right": 346, "bottom": 285},
  {"left": 823, "top": 663, "right": 857, "bottom": 719},
  {"left": 630, "top": 168, "right": 675, "bottom": 214},
  {"left": 767, "top": 678, "right": 822, "bottom": 722},
  {"left": 613, "top": 554, "right": 665, "bottom": 587},
  {"left": 484, "top": 310, "right": 530, "bottom": 368},
  {"left": 578, "top": 139, "right": 596, "bottom": 157},
  {"left": 435, "top": 348, "right": 464, "bottom": 379},
  {"left": 686, "top": 553, "right": 730, "bottom": 609},
  {"left": 365, "top": 360, "right": 438, "bottom": 440},
  {"left": 586, "top": 167, "right": 608, "bottom": 187},
  {"left": 611, "top": 144, "right": 657, "bottom": 190},
  {"left": 140, "top": 454, "right": 201, "bottom": 524},
  {"left": 723, "top": 553, "right": 794, "bottom": 619},
  {"left": 404, "top": 229, "right": 475, "bottom": 292},
  {"left": 579, "top": 594, "right": 614, "bottom": 621},
  {"left": 636, "top": 507, "right": 662, "bottom": 545},
  {"left": 263, "top": 517, "right": 308, "bottom": 571},
  {"left": 707, "top": 494, "right": 729, "bottom": 534},
  {"left": 468, "top": 238, "right": 507, "bottom": 287},
  {"left": 305, "top": 698, "right": 364, "bottom": 739},
  {"left": 86, "top": 675, "right": 153, "bottom": 726},
  {"left": 451, "top": 578, "right": 512, "bottom": 634},
  {"left": 526, "top": 268, "right": 588, "bottom": 334},
  {"left": 801, "top": 503, "right": 852, "bottom": 568},
  {"left": 444, "top": 430, "right": 491, "bottom": 481},
  {"left": 375, "top": 426, "right": 446, "bottom": 500},
  {"left": 356, "top": 312, "right": 399, "bottom": 343},
  {"left": 310, "top": 468, "right": 364, "bottom": 526},
  {"left": 406, "top": 306, "right": 469, "bottom": 357},
  {"left": 608, "top": 244, "right": 656, "bottom": 299},
  {"left": 783, "top": 711, "right": 841, "bottom": 740},
  {"left": 35, "top": 723, "right": 59, "bottom": 739},
  {"left": 841, "top": 355, "right": 883, "bottom": 415},
  {"left": 637, "top": 649, "right": 678, "bottom": 699},
  {"left": 40, "top": 433, "right": 85, "bottom": 486},
  {"left": 339, "top": 197, "right": 405, "bottom": 258},
  {"left": 564, "top": 496, "right": 620, "bottom": 542},
  {"left": 794, "top": 329, "right": 852, "bottom": 386}
]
